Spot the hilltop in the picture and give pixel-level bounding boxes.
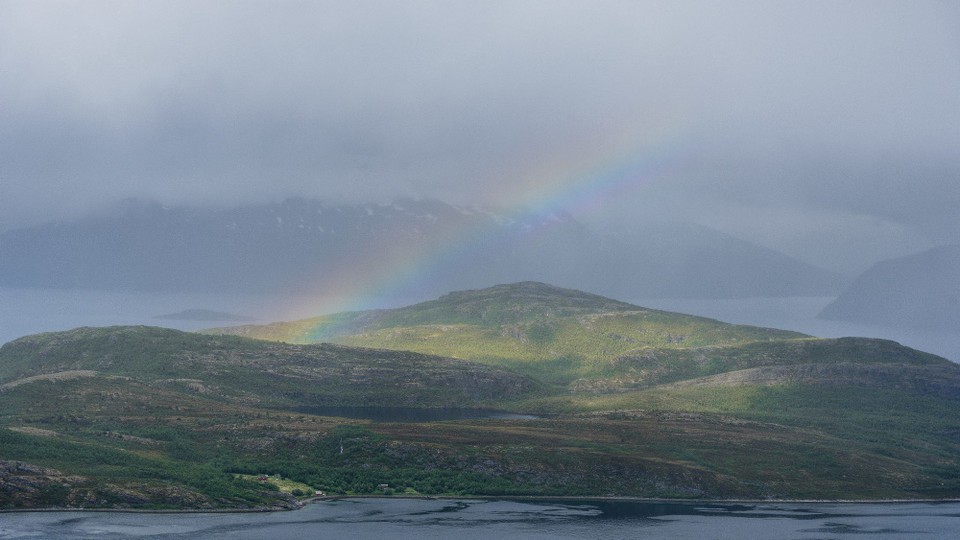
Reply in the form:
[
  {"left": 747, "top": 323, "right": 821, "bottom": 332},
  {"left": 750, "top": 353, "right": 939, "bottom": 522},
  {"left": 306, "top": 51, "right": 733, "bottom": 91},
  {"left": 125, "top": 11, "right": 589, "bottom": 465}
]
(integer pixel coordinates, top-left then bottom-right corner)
[
  {"left": 210, "top": 282, "right": 809, "bottom": 385},
  {"left": 2, "top": 283, "right": 960, "bottom": 508}
]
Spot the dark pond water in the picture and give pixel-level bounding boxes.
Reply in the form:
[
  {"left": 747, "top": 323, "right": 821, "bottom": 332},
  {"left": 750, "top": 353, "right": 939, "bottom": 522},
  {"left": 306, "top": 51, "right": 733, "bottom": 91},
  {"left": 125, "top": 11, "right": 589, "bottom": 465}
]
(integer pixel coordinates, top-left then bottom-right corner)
[
  {"left": 288, "top": 406, "right": 538, "bottom": 422},
  {"left": 3, "top": 498, "right": 959, "bottom": 539}
]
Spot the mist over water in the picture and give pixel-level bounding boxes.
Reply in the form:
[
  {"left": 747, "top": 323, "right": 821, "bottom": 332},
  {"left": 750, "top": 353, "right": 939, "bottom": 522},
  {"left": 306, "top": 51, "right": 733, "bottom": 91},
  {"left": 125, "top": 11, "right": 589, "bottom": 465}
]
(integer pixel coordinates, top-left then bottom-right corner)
[
  {"left": 0, "top": 287, "right": 423, "bottom": 345},
  {"left": 2, "top": 287, "right": 955, "bottom": 363},
  {"left": 1, "top": 3, "right": 958, "bottom": 528},
  {"left": 2, "top": 2, "right": 957, "bottom": 360},
  {"left": 635, "top": 296, "right": 960, "bottom": 363}
]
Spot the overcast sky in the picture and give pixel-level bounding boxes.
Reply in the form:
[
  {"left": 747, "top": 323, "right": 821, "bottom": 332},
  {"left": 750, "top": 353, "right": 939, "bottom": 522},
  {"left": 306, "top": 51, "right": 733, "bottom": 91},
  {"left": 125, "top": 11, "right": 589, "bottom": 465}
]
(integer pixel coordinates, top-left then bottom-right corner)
[{"left": 1, "top": 1, "right": 958, "bottom": 274}]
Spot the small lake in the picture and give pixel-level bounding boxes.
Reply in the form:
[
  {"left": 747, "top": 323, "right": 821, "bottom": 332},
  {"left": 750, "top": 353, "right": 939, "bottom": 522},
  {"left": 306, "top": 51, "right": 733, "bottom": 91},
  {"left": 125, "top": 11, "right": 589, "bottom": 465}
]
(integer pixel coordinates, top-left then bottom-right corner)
[
  {"left": 289, "top": 406, "right": 538, "bottom": 422},
  {"left": 3, "top": 498, "right": 959, "bottom": 539}
]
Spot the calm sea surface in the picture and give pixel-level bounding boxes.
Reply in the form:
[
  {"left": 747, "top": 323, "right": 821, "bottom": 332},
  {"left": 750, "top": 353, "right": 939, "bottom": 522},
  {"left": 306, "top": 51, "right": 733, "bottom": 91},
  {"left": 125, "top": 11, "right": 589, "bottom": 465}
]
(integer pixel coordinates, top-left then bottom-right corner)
[{"left": 2, "top": 499, "right": 959, "bottom": 539}]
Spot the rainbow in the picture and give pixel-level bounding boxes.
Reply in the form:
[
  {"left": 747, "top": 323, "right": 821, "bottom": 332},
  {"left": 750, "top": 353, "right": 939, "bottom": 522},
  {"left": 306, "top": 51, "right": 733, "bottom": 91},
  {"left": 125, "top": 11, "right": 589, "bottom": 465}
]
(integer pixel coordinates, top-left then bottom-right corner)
[{"left": 274, "top": 127, "right": 688, "bottom": 321}]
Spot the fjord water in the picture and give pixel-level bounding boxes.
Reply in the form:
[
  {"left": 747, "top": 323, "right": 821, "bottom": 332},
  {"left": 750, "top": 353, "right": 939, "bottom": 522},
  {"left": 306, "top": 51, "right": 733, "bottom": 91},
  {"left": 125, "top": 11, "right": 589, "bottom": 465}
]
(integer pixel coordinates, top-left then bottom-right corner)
[
  {"left": 635, "top": 295, "right": 960, "bottom": 363},
  {"left": 2, "top": 287, "right": 957, "bottom": 362},
  {"left": 3, "top": 499, "right": 959, "bottom": 539},
  {"left": 0, "top": 287, "right": 418, "bottom": 345}
]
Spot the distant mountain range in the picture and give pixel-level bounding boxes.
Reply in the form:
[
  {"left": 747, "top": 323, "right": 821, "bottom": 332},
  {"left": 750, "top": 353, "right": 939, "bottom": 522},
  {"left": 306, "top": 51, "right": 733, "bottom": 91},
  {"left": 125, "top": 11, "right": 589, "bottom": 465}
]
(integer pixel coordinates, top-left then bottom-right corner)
[
  {"left": 152, "top": 309, "right": 256, "bottom": 322},
  {"left": 0, "top": 197, "right": 844, "bottom": 299},
  {"left": 819, "top": 244, "right": 960, "bottom": 330}
]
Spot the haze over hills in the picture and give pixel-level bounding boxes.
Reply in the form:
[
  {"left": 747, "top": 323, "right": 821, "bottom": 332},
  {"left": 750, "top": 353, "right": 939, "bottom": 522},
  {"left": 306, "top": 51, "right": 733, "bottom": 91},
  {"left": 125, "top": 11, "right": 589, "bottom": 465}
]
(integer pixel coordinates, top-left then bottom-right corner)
[
  {"left": 2, "top": 0, "right": 959, "bottom": 521},
  {"left": 0, "top": 197, "right": 844, "bottom": 300},
  {"left": 208, "top": 282, "right": 945, "bottom": 392},
  {"left": 153, "top": 309, "right": 256, "bottom": 322},
  {"left": 3, "top": 282, "right": 956, "bottom": 509},
  {"left": 819, "top": 244, "right": 960, "bottom": 331}
]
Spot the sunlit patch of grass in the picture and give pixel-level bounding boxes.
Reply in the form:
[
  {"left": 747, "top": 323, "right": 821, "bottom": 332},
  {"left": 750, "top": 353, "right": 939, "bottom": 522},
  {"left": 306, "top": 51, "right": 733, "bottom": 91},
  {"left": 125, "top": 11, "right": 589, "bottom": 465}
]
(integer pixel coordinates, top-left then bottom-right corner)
[{"left": 234, "top": 474, "right": 316, "bottom": 497}]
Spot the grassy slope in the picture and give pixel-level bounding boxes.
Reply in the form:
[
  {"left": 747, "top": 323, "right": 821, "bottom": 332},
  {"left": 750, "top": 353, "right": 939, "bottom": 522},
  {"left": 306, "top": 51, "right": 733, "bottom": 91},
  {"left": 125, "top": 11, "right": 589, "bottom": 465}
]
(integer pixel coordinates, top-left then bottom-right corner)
[
  {"left": 210, "top": 282, "right": 807, "bottom": 386},
  {"left": 3, "top": 283, "right": 960, "bottom": 507},
  {"left": 204, "top": 282, "right": 960, "bottom": 499},
  {"left": 0, "top": 326, "right": 541, "bottom": 409},
  {"left": 0, "top": 375, "right": 304, "bottom": 509},
  {"left": 5, "top": 373, "right": 956, "bottom": 504},
  {"left": 0, "top": 327, "right": 542, "bottom": 509}
]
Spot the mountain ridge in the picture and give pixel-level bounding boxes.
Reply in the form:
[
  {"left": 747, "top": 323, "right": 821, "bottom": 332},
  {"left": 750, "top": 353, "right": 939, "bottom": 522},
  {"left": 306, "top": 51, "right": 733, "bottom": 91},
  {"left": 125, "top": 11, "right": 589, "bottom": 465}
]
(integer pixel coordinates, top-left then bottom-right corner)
[{"left": 0, "top": 197, "right": 844, "bottom": 299}]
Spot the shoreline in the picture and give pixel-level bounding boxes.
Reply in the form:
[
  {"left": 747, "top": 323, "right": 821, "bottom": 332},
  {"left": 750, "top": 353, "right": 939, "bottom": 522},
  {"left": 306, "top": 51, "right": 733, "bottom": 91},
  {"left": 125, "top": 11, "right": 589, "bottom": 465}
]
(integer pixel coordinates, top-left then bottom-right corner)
[
  {"left": 4, "top": 495, "right": 960, "bottom": 514},
  {"left": 326, "top": 494, "right": 960, "bottom": 505}
]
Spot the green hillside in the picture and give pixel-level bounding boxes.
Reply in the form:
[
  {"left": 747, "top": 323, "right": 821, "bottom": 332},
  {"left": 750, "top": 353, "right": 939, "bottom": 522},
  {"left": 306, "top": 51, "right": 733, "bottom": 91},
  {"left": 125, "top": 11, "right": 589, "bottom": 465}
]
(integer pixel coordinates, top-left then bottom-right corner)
[
  {"left": 210, "top": 282, "right": 807, "bottom": 385},
  {"left": 3, "top": 283, "right": 960, "bottom": 508},
  {"left": 0, "top": 326, "right": 539, "bottom": 409}
]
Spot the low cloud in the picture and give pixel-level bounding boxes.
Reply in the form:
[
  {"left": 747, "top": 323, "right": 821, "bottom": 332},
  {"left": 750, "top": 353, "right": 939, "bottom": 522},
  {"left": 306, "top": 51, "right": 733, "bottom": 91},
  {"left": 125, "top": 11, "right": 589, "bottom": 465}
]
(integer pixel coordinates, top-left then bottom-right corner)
[{"left": 1, "top": 1, "right": 958, "bottom": 271}]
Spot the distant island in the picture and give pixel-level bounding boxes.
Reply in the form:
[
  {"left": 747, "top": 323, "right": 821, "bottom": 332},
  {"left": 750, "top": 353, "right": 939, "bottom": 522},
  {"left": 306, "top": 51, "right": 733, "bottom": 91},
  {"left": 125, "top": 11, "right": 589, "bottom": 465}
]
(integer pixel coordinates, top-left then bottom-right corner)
[{"left": 153, "top": 309, "right": 257, "bottom": 322}]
